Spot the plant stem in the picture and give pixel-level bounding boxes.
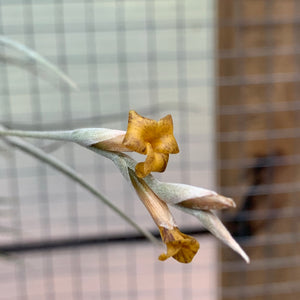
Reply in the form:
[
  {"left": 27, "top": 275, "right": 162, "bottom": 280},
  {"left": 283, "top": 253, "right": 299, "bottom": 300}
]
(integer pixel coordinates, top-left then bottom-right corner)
[
  {"left": 1, "top": 129, "right": 160, "bottom": 246},
  {"left": 0, "top": 128, "right": 73, "bottom": 141}
]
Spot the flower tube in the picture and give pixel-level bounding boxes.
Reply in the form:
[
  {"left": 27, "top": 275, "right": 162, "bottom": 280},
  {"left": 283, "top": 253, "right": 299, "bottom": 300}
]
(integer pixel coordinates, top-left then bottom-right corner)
[{"left": 128, "top": 168, "right": 199, "bottom": 263}]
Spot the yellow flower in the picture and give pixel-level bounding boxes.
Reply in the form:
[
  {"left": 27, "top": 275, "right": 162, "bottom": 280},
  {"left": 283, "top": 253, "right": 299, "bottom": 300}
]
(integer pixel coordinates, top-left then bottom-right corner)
[
  {"left": 122, "top": 110, "right": 179, "bottom": 178},
  {"left": 158, "top": 226, "right": 200, "bottom": 263},
  {"left": 129, "top": 169, "right": 199, "bottom": 263}
]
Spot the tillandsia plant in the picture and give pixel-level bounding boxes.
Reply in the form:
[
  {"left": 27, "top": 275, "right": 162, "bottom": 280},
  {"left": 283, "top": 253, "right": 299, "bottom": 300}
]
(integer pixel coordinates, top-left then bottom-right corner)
[{"left": 0, "top": 110, "right": 250, "bottom": 264}]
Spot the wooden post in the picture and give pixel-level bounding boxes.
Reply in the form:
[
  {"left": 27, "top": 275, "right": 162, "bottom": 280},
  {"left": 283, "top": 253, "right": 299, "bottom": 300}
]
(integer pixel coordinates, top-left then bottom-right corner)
[{"left": 217, "top": 1, "right": 300, "bottom": 299}]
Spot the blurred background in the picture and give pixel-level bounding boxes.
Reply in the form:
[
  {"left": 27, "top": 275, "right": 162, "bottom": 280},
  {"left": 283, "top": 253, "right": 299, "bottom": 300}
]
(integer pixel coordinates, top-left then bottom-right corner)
[{"left": 0, "top": 0, "right": 299, "bottom": 299}]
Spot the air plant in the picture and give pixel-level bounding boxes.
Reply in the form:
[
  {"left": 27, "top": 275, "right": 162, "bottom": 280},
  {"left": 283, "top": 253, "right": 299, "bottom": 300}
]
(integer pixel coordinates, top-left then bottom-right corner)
[
  {"left": 0, "top": 111, "right": 249, "bottom": 264},
  {"left": 0, "top": 36, "right": 249, "bottom": 264}
]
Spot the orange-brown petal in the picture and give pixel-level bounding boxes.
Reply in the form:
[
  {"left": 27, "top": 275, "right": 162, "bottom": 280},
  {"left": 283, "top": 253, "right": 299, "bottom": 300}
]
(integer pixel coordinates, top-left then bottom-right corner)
[
  {"left": 151, "top": 114, "right": 179, "bottom": 154},
  {"left": 123, "top": 110, "right": 179, "bottom": 155},
  {"left": 122, "top": 110, "right": 179, "bottom": 177},
  {"left": 158, "top": 226, "right": 200, "bottom": 263},
  {"left": 135, "top": 143, "right": 169, "bottom": 178},
  {"left": 122, "top": 110, "right": 153, "bottom": 154}
]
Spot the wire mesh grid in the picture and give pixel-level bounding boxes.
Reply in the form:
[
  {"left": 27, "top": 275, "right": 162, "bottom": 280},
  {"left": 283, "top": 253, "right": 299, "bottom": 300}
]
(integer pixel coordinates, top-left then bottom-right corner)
[
  {"left": 0, "top": 1, "right": 217, "bottom": 300},
  {"left": 1, "top": 0, "right": 299, "bottom": 300},
  {"left": 218, "top": 0, "right": 300, "bottom": 299}
]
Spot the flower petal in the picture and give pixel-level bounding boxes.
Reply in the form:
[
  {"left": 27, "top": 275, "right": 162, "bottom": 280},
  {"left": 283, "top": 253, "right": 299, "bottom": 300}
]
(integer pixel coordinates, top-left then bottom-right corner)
[
  {"left": 122, "top": 110, "right": 179, "bottom": 177},
  {"left": 158, "top": 226, "right": 200, "bottom": 263},
  {"left": 151, "top": 114, "right": 179, "bottom": 154},
  {"left": 135, "top": 143, "right": 169, "bottom": 178},
  {"left": 122, "top": 110, "right": 154, "bottom": 154}
]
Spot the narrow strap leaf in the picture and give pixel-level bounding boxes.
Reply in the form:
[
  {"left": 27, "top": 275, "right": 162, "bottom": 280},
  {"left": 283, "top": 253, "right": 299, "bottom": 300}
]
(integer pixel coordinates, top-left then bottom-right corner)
[
  {"left": 0, "top": 35, "right": 78, "bottom": 90},
  {"left": 1, "top": 129, "right": 159, "bottom": 246}
]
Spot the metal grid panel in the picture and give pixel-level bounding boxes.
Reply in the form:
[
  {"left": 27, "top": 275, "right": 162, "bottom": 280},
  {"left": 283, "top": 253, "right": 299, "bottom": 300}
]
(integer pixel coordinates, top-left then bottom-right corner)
[
  {"left": 0, "top": 1, "right": 217, "bottom": 299},
  {"left": 217, "top": 0, "right": 300, "bottom": 299}
]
